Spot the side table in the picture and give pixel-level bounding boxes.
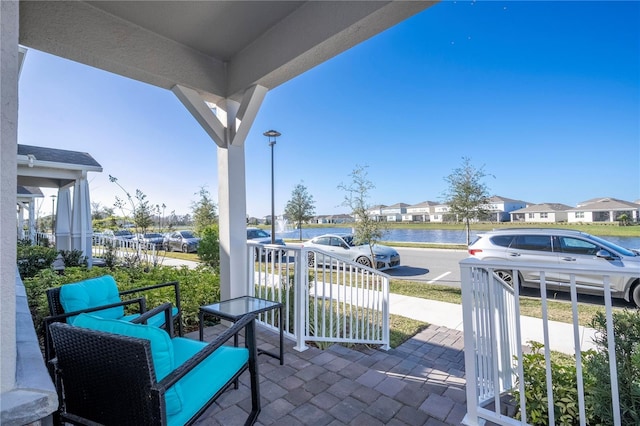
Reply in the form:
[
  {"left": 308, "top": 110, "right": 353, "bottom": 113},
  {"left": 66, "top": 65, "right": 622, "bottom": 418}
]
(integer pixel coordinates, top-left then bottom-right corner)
[{"left": 199, "top": 296, "right": 284, "bottom": 365}]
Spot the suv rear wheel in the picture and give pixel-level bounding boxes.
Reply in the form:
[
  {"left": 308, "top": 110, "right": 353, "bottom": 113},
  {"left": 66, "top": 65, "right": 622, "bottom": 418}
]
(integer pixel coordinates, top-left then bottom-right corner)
[{"left": 495, "top": 270, "right": 523, "bottom": 290}]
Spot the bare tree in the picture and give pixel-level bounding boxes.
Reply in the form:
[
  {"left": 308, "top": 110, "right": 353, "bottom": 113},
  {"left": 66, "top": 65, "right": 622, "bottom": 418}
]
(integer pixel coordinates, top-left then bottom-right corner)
[
  {"left": 284, "top": 182, "right": 316, "bottom": 241},
  {"left": 338, "top": 165, "right": 386, "bottom": 269},
  {"left": 442, "top": 157, "right": 492, "bottom": 246}
]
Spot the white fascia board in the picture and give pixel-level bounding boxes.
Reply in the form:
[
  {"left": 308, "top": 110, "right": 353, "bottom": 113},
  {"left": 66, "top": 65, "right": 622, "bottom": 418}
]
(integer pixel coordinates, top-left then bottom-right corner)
[{"left": 17, "top": 156, "right": 102, "bottom": 173}]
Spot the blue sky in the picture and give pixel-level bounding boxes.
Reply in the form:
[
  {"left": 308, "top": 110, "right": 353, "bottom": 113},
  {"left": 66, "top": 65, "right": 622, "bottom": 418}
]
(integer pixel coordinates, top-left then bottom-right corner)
[{"left": 18, "top": 1, "right": 640, "bottom": 219}]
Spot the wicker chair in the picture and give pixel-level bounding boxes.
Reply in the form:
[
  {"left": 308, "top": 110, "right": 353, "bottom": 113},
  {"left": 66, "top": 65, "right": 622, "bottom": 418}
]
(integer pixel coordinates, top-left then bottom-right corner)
[
  {"left": 44, "top": 275, "right": 183, "bottom": 365},
  {"left": 49, "top": 304, "right": 260, "bottom": 426}
]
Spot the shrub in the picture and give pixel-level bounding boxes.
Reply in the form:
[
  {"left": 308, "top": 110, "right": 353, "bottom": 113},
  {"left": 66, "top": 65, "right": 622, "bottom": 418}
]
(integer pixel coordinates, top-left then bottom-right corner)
[
  {"left": 513, "top": 341, "right": 589, "bottom": 426},
  {"left": 59, "top": 249, "right": 87, "bottom": 267},
  {"left": 585, "top": 309, "right": 640, "bottom": 425},
  {"left": 17, "top": 244, "right": 58, "bottom": 278},
  {"left": 23, "top": 264, "right": 221, "bottom": 348},
  {"left": 197, "top": 224, "right": 220, "bottom": 270}
]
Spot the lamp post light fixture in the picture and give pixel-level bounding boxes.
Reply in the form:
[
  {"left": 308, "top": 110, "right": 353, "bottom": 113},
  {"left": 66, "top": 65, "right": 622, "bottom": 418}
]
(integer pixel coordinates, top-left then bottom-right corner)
[{"left": 263, "top": 130, "right": 281, "bottom": 244}]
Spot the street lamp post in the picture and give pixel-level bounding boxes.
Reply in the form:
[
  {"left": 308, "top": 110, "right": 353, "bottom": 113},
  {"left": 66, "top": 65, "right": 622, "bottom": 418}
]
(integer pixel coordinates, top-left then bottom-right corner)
[
  {"left": 263, "top": 130, "right": 281, "bottom": 244},
  {"left": 50, "top": 194, "right": 56, "bottom": 236}
]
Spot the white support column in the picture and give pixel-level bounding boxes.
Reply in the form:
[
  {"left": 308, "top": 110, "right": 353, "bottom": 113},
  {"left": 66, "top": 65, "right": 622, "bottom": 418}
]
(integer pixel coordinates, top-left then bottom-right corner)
[
  {"left": 173, "top": 84, "right": 267, "bottom": 301},
  {"left": 1, "top": 0, "right": 19, "bottom": 394},
  {"left": 71, "top": 176, "right": 92, "bottom": 266},
  {"left": 28, "top": 200, "right": 36, "bottom": 243},
  {"left": 56, "top": 187, "right": 72, "bottom": 251},
  {"left": 17, "top": 203, "right": 25, "bottom": 239}
]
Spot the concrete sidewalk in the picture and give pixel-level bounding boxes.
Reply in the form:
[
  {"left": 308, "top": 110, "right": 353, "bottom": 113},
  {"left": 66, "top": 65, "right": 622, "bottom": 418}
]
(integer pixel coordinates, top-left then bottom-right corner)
[{"left": 390, "top": 293, "right": 597, "bottom": 354}]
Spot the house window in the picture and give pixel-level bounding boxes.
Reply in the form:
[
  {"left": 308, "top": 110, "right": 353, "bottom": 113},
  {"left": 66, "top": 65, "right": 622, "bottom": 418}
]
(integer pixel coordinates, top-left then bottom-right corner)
[
  {"left": 540, "top": 213, "right": 548, "bottom": 218},
  {"left": 528, "top": 213, "right": 534, "bottom": 218},
  {"left": 576, "top": 212, "right": 584, "bottom": 219}
]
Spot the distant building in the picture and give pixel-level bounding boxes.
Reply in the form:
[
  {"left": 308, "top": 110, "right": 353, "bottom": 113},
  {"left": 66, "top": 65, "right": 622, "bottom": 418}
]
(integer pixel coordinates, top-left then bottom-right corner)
[
  {"left": 381, "top": 203, "right": 409, "bottom": 222},
  {"left": 483, "top": 196, "right": 528, "bottom": 222},
  {"left": 403, "top": 201, "right": 438, "bottom": 222},
  {"left": 365, "top": 205, "right": 387, "bottom": 222},
  {"left": 567, "top": 197, "right": 639, "bottom": 223},
  {"left": 510, "top": 203, "right": 572, "bottom": 223}
]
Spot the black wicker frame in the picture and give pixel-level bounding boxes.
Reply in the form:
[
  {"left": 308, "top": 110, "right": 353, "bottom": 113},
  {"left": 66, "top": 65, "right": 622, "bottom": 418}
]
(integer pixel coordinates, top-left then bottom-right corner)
[{"left": 49, "top": 305, "right": 260, "bottom": 426}]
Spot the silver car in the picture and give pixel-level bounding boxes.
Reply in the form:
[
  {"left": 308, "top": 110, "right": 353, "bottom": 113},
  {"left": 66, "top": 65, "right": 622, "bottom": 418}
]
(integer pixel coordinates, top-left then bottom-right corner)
[
  {"left": 247, "top": 227, "right": 286, "bottom": 259},
  {"left": 303, "top": 233, "right": 400, "bottom": 270},
  {"left": 468, "top": 228, "right": 640, "bottom": 306}
]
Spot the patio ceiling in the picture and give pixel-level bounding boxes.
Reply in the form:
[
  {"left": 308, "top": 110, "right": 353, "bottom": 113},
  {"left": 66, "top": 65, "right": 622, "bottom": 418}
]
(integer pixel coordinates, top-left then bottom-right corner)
[{"left": 19, "top": 1, "right": 436, "bottom": 104}]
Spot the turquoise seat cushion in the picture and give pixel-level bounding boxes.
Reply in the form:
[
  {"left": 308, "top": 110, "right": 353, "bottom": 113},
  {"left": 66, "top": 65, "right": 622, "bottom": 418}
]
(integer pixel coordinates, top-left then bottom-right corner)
[
  {"left": 122, "top": 306, "right": 179, "bottom": 328},
  {"left": 73, "top": 314, "right": 184, "bottom": 415},
  {"left": 59, "top": 276, "right": 124, "bottom": 323},
  {"left": 167, "top": 337, "right": 249, "bottom": 426}
]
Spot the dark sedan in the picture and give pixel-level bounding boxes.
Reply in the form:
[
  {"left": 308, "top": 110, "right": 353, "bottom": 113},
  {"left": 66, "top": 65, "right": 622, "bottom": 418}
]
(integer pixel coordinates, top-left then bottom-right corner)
[{"left": 163, "top": 230, "right": 200, "bottom": 253}]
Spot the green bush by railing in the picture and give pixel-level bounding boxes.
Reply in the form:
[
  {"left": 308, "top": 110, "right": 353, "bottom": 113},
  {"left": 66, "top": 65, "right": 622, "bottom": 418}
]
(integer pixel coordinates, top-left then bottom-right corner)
[
  {"left": 514, "top": 309, "right": 640, "bottom": 425},
  {"left": 22, "top": 264, "right": 221, "bottom": 349}
]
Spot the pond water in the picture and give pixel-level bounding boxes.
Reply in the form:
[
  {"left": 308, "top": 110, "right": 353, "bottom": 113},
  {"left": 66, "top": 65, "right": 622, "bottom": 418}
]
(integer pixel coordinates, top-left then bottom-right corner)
[{"left": 277, "top": 227, "right": 640, "bottom": 249}]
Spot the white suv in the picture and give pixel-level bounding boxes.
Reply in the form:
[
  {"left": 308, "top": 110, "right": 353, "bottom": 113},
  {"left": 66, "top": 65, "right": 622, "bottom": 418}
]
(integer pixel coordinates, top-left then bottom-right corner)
[{"left": 468, "top": 228, "right": 640, "bottom": 307}]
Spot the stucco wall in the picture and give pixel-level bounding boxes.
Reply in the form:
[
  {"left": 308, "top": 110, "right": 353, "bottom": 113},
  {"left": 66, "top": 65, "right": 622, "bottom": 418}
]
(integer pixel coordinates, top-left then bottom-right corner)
[{"left": 1, "top": 0, "right": 19, "bottom": 394}]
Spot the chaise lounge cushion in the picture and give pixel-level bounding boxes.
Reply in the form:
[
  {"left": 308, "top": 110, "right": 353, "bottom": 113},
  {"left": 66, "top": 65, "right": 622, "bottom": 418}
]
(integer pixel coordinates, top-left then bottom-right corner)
[
  {"left": 59, "top": 275, "right": 178, "bottom": 328},
  {"left": 73, "top": 314, "right": 184, "bottom": 415}
]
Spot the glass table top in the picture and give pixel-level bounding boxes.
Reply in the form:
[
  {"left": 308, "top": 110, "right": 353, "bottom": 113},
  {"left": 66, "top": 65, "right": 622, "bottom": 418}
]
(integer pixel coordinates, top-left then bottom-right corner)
[{"left": 201, "top": 296, "right": 281, "bottom": 320}]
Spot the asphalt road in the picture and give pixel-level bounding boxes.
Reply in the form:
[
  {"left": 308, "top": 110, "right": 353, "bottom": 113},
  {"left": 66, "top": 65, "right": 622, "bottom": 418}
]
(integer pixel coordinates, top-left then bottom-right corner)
[{"left": 386, "top": 247, "right": 469, "bottom": 287}]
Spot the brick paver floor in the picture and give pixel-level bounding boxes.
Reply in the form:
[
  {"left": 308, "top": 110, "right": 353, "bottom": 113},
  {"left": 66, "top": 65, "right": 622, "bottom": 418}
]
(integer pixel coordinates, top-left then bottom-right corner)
[{"left": 193, "top": 323, "right": 467, "bottom": 426}]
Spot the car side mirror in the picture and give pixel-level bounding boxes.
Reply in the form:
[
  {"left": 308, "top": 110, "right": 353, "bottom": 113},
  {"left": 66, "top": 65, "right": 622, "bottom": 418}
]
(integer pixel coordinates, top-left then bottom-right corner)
[{"left": 596, "top": 249, "right": 616, "bottom": 260}]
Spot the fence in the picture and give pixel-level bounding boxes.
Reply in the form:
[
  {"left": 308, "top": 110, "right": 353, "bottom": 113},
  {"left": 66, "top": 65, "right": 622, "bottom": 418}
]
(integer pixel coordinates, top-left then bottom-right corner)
[
  {"left": 247, "top": 242, "right": 390, "bottom": 352},
  {"left": 460, "top": 257, "right": 633, "bottom": 426}
]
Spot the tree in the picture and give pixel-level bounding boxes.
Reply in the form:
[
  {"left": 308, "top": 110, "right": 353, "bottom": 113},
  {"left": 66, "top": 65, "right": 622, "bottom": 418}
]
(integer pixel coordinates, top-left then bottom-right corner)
[
  {"left": 442, "top": 157, "right": 492, "bottom": 246},
  {"left": 191, "top": 187, "right": 218, "bottom": 236},
  {"left": 338, "top": 165, "right": 386, "bottom": 269},
  {"left": 284, "top": 183, "right": 316, "bottom": 241},
  {"left": 109, "top": 175, "right": 154, "bottom": 234}
]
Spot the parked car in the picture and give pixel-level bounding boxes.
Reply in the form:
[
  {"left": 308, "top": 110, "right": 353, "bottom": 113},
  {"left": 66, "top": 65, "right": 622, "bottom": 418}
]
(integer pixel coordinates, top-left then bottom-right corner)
[
  {"left": 303, "top": 233, "right": 400, "bottom": 270},
  {"left": 467, "top": 228, "right": 640, "bottom": 307},
  {"left": 247, "top": 227, "right": 286, "bottom": 259},
  {"left": 102, "top": 229, "right": 134, "bottom": 240},
  {"left": 163, "top": 230, "right": 200, "bottom": 253},
  {"left": 133, "top": 232, "right": 165, "bottom": 249}
]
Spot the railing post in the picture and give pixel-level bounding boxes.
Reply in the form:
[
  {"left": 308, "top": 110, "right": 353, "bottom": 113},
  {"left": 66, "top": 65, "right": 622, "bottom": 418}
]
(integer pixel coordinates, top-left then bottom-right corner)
[
  {"left": 460, "top": 261, "right": 481, "bottom": 426},
  {"left": 380, "top": 275, "right": 390, "bottom": 350},
  {"left": 293, "top": 248, "right": 308, "bottom": 352}
]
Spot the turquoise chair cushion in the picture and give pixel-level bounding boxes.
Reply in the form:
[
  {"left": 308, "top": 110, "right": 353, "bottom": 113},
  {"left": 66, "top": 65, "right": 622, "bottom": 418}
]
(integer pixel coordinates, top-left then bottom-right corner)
[
  {"left": 73, "top": 314, "right": 184, "bottom": 415},
  {"left": 59, "top": 276, "right": 124, "bottom": 323},
  {"left": 167, "top": 337, "right": 249, "bottom": 426}
]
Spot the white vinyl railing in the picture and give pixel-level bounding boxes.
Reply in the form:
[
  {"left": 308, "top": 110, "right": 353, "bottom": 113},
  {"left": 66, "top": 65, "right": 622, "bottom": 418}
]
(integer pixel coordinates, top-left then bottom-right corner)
[
  {"left": 92, "top": 235, "right": 163, "bottom": 266},
  {"left": 247, "top": 242, "right": 390, "bottom": 352},
  {"left": 460, "top": 257, "right": 631, "bottom": 426}
]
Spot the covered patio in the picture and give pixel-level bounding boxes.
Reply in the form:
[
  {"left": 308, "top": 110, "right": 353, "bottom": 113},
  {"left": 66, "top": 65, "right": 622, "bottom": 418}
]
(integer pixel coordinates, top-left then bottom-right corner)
[{"left": 2, "top": 1, "right": 438, "bottom": 424}]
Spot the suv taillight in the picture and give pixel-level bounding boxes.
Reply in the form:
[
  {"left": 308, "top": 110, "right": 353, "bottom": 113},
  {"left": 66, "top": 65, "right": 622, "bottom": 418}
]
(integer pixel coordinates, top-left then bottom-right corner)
[{"left": 468, "top": 249, "right": 483, "bottom": 256}]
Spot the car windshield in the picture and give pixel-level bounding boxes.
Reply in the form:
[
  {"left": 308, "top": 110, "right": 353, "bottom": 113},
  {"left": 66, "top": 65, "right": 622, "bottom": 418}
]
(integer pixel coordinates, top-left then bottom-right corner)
[
  {"left": 144, "top": 233, "right": 162, "bottom": 238},
  {"left": 248, "top": 229, "right": 270, "bottom": 239},
  {"left": 180, "top": 231, "right": 195, "bottom": 238},
  {"left": 342, "top": 235, "right": 357, "bottom": 247},
  {"left": 114, "top": 230, "right": 132, "bottom": 236},
  {"left": 588, "top": 234, "right": 636, "bottom": 257}
]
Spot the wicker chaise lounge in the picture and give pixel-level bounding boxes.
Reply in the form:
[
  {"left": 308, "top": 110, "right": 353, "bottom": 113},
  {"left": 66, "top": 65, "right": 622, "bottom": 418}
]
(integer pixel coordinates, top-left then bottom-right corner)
[{"left": 49, "top": 303, "right": 261, "bottom": 425}]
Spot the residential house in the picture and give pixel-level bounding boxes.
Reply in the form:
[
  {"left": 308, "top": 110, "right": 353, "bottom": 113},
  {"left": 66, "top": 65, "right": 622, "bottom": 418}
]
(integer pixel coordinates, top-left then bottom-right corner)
[
  {"left": 403, "top": 200, "right": 438, "bottom": 222},
  {"left": 567, "top": 197, "right": 640, "bottom": 223},
  {"left": 365, "top": 205, "right": 387, "bottom": 222},
  {"left": 483, "top": 195, "right": 528, "bottom": 222},
  {"left": 381, "top": 203, "right": 409, "bottom": 222},
  {"left": 510, "top": 203, "right": 572, "bottom": 223},
  {"left": 430, "top": 204, "right": 452, "bottom": 223}
]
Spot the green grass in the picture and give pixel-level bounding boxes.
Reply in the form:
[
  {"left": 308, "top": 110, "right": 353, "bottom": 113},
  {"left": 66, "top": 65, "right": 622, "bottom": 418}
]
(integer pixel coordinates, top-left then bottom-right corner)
[
  {"left": 389, "top": 314, "right": 429, "bottom": 348},
  {"left": 389, "top": 279, "right": 622, "bottom": 327}
]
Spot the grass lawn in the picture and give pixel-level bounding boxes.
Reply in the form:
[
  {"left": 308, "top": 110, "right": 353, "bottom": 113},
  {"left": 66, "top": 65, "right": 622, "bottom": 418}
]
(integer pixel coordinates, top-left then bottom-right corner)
[{"left": 389, "top": 279, "right": 624, "bottom": 327}]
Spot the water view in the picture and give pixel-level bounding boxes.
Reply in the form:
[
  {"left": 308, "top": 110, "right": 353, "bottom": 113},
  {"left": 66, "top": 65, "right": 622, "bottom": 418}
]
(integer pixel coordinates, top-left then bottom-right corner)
[{"left": 276, "top": 226, "right": 640, "bottom": 249}]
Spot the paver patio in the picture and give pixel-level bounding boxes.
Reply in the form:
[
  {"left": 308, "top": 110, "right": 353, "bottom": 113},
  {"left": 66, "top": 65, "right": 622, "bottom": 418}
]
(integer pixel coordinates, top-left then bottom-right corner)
[{"left": 193, "top": 322, "right": 467, "bottom": 425}]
